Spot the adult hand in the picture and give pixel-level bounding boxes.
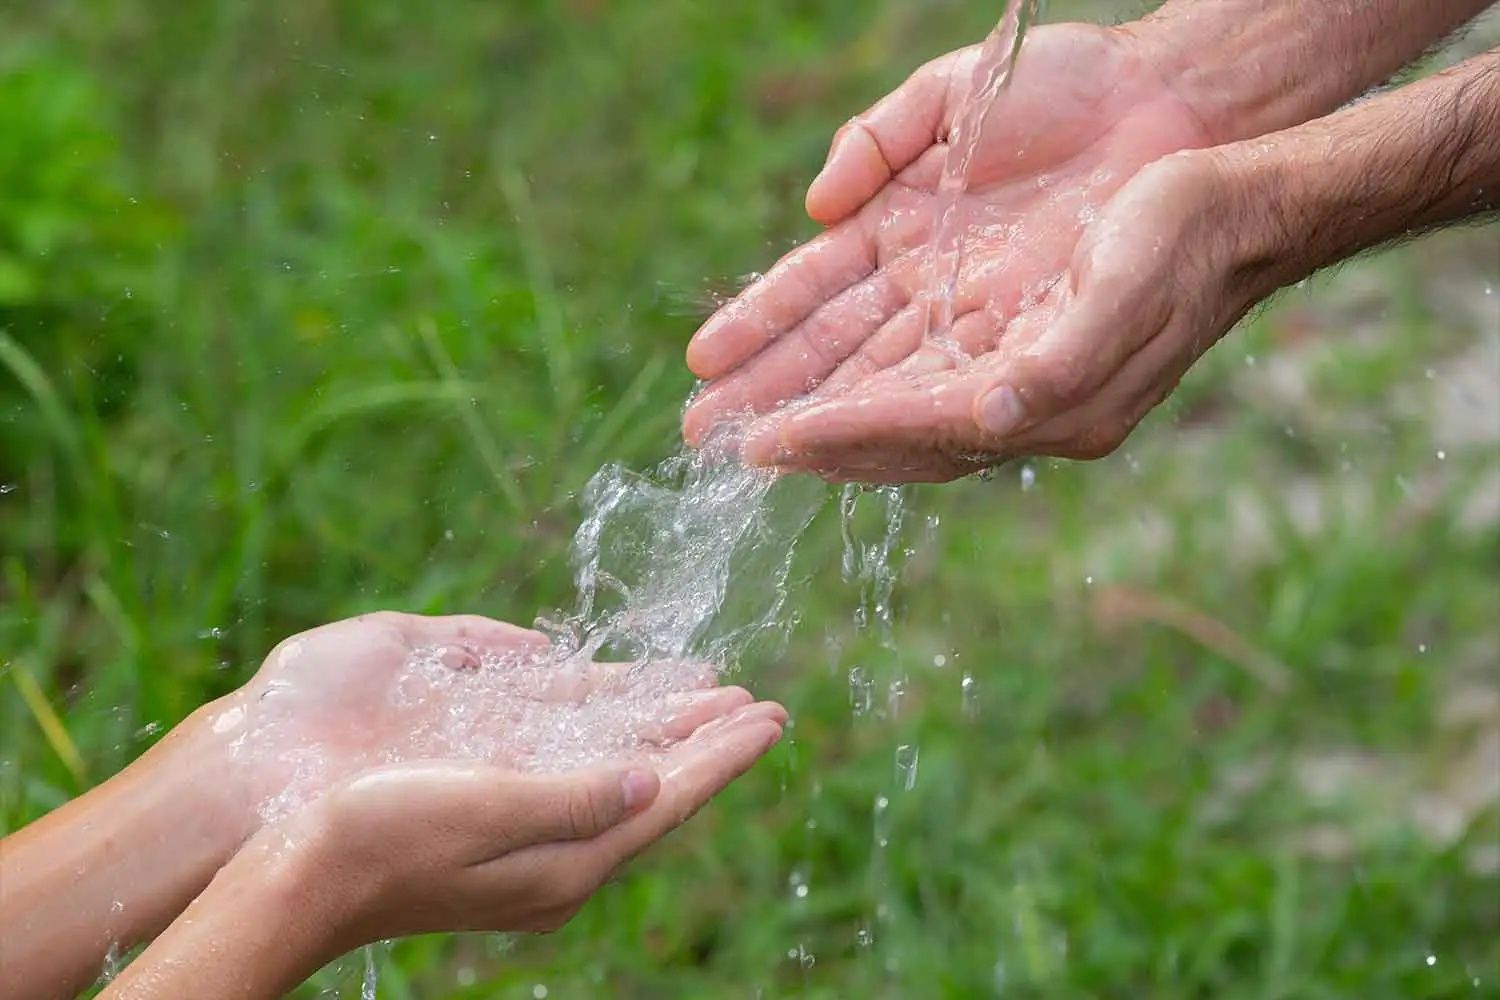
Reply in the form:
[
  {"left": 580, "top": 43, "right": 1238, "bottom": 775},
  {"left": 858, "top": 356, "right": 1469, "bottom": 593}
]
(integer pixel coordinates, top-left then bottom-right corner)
[
  {"left": 680, "top": 23, "right": 1211, "bottom": 447},
  {"left": 734, "top": 150, "right": 1263, "bottom": 480},
  {"left": 729, "top": 41, "right": 1500, "bottom": 482},
  {"left": 100, "top": 701, "right": 787, "bottom": 1000}
]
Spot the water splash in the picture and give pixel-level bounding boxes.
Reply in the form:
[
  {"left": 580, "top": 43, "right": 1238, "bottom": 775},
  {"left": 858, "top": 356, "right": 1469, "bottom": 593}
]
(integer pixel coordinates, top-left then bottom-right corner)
[{"left": 238, "top": 444, "right": 825, "bottom": 821}]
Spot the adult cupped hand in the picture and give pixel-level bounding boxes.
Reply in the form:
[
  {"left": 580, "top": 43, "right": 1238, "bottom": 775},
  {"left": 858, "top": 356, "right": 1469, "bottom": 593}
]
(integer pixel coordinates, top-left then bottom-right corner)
[
  {"left": 739, "top": 150, "right": 1273, "bottom": 480},
  {"left": 680, "top": 23, "right": 1217, "bottom": 480}
]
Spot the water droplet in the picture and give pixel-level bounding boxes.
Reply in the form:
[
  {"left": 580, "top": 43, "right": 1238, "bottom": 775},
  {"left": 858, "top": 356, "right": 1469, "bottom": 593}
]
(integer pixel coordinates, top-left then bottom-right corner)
[
  {"left": 849, "top": 667, "right": 873, "bottom": 716},
  {"left": 1426, "top": 954, "right": 1437, "bottom": 967},
  {"left": 1436, "top": 449, "right": 1447, "bottom": 461},
  {"left": 961, "top": 672, "right": 979, "bottom": 717},
  {"left": 894, "top": 744, "right": 919, "bottom": 790},
  {"left": 361, "top": 946, "right": 378, "bottom": 1000},
  {"left": 932, "top": 652, "right": 947, "bottom": 668},
  {"left": 887, "top": 676, "right": 908, "bottom": 718}
]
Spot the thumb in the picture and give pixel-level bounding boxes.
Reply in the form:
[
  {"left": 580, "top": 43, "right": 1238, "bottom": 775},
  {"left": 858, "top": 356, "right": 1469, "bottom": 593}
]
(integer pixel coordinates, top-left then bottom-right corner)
[
  {"left": 806, "top": 51, "right": 963, "bottom": 225},
  {"left": 492, "top": 766, "right": 661, "bottom": 849}
]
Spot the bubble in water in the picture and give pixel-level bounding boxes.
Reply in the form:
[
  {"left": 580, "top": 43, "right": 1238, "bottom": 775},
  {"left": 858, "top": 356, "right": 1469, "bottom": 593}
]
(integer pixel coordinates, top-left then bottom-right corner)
[
  {"left": 961, "top": 672, "right": 979, "bottom": 718},
  {"left": 1019, "top": 462, "right": 1036, "bottom": 492}
]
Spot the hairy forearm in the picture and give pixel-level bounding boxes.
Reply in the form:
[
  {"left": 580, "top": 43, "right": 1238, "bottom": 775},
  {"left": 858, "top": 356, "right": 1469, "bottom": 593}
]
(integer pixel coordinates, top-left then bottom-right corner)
[
  {"left": 1222, "top": 47, "right": 1500, "bottom": 294},
  {"left": 1130, "top": 0, "right": 1495, "bottom": 143},
  {"left": 0, "top": 703, "right": 250, "bottom": 1000}
]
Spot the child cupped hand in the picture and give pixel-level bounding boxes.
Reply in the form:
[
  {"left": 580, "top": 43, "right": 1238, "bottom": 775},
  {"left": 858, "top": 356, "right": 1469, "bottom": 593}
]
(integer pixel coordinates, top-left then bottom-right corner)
[{"left": 0, "top": 612, "right": 786, "bottom": 1000}]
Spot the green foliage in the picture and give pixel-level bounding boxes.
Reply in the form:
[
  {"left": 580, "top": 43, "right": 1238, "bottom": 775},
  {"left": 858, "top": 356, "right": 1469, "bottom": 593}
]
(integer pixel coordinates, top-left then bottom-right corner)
[{"left": 2, "top": 1, "right": 1496, "bottom": 996}]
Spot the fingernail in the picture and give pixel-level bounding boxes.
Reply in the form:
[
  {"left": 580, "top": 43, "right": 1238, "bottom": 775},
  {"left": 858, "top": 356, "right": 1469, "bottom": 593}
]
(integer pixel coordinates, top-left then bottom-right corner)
[
  {"left": 760, "top": 723, "right": 785, "bottom": 753},
  {"left": 621, "top": 768, "right": 659, "bottom": 811},
  {"left": 978, "top": 385, "right": 1026, "bottom": 436}
]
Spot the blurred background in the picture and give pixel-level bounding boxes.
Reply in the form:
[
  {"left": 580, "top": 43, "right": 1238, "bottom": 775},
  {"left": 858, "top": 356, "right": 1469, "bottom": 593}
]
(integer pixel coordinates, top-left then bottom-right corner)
[{"left": 2, "top": 1, "right": 1497, "bottom": 996}]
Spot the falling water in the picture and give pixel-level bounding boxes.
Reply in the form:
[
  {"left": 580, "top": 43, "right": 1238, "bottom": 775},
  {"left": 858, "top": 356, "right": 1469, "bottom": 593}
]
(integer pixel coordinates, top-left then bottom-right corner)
[
  {"left": 227, "top": 13, "right": 1043, "bottom": 996},
  {"left": 923, "top": 0, "right": 1041, "bottom": 348},
  {"left": 234, "top": 440, "right": 826, "bottom": 822}
]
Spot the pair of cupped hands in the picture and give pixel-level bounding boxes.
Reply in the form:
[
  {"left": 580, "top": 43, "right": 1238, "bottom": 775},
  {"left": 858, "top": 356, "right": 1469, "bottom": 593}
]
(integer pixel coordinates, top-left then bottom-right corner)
[{"left": 685, "top": 23, "right": 1240, "bottom": 481}]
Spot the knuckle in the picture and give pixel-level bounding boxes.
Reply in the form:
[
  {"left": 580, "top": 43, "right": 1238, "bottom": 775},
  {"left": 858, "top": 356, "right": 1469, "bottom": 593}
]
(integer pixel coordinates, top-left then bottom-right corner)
[
  {"left": 567, "top": 785, "right": 603, "bottom": 838},
  {"left": 1036, "top": 360, "right": 1091, "bottom": 409}
]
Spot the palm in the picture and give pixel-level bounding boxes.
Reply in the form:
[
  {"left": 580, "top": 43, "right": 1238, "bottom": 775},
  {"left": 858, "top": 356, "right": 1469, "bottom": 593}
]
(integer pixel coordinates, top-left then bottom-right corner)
[
  {"left": 682, "top": 23, "right": 1208, "bottom": 444},
  {"left": 222, "top": 613, "right": 743, "bottom": 817}
]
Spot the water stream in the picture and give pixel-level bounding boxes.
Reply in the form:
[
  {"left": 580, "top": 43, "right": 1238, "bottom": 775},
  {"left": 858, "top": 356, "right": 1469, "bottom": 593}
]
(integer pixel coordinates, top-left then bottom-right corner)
[
  {"left": 262, "top": 3, "right": 1039, "bottom": 993},
  {"left": 924, "top": 0, "right": 1041, "bottom": 349}
]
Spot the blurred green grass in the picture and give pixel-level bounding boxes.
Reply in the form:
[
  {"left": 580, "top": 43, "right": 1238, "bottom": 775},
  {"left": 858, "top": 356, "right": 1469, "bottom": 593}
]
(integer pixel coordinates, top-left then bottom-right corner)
[{"left": 2, "top": 1, "right": 1497, "bottom": 997}]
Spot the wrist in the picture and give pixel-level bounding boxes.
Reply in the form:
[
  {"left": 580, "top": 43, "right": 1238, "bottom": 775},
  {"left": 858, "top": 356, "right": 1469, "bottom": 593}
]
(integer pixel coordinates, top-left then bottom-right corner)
[
  {"left": 168, "top": 694, "right": 262, "bottom": 852},
  {"left": 103, "top": 823, "right": 357, "bottom": 1000},
  {"left": 1120, "top": 1, "right": 1491, "bottom": 146}
]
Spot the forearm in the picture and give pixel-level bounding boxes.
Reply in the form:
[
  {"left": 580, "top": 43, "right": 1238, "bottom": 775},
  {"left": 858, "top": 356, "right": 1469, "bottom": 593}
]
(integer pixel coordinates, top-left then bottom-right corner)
[
  {"left": 99, "top": 827, "right": 352, "bottom": 1000},
  {"left": 1129, "top": 0, "right": 1494, "bottom": 143},
  {"left": 1220, "top": 47, "right": 1500, "bottom": 295},
  {"left": 0, "top": 701, "right": 251, "bottom": 1000}
]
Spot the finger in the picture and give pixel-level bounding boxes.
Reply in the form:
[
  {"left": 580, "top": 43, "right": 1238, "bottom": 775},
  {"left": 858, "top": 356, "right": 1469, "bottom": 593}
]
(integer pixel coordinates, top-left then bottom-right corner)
[
  {"left": 965, "top": 284, "right": 1169, "bottom": 444},
  {"left": 683, "top": 270, "right": 909, "bottom": 444},
  {"left": 737, "top": 304, "right": 985, "bottom": 462},
  {"left": 593, "top": 703, "right": 785, "bottom": 864},
  {"left": 641, "top": 686, "right": 756, "bottom": 743},
  {"left": 743, "top": 366, "right": 993, "bottom": 469},
  {"left": 806, "top": 49, "right": 970, "bottom": 224},
  {"left": 391, "top": 613, "right": 551, "bottom": 653},
  {"left": 685, "top": 220, "right": 878, "bottom": 381},
  {"left": 471, "top": 766, "right": 662, "bottom": 854},
  {"left": 811, "top": 301, "right": 927, "bottom": 396},
  {"left": 461, "top": 706, "right": 784, "bottom": 913},
  {"left": 1006, "top": 314, "right": 1193, "bottom": 461}
]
